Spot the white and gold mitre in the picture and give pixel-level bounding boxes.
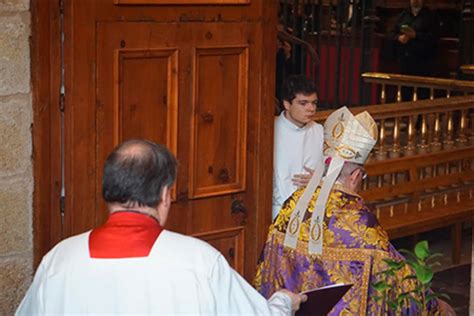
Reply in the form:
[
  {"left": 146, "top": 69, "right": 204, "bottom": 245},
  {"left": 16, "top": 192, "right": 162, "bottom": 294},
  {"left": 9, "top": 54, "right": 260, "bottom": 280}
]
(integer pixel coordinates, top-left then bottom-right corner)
[
  {"left": 283, "top": 106, "right": 378, "bottom": 255},
  {"left": 323, "top": 106, "right": 378, "bottom": 164}
]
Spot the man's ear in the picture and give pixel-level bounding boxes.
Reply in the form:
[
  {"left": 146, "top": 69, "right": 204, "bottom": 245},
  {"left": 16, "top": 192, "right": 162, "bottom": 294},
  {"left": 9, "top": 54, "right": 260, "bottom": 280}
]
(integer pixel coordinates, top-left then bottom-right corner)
[
  {"left": 283, "top": 99, "right": 291, "bottom": 111},
  {"left": 156, "top": 186, "right": 172, "bottom": 226},
  {"left": 160, "top": 186, "right": 171, "bottom": 208},
  {"left": 349, "top": 169, "right": 361, "bottom": 186}
]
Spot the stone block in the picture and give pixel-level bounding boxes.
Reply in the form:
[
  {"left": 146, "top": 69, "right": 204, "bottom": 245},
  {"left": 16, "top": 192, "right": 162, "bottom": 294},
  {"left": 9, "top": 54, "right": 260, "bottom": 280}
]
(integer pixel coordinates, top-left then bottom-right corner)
[
  {"left": 0, "top": 13, "right": 30, "bottom": 96},
  {"left": 0, "top": 256, "right": 31, "bottom": 315},
  {"left": 0, "top": 177, "right": 32, "bottom": 255},
  {"left": 0, "top": 95, "right": 32, "bottom": 177},
  {"left": 0, "top": 0, "right": 28, "bottom": 12}
]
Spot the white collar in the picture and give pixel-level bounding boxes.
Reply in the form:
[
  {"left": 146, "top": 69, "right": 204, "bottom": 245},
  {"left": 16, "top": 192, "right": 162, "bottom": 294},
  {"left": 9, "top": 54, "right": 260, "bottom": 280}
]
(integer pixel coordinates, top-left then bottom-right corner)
[{"left": 279, "top": 111, "right": 310, "bottom": 131}]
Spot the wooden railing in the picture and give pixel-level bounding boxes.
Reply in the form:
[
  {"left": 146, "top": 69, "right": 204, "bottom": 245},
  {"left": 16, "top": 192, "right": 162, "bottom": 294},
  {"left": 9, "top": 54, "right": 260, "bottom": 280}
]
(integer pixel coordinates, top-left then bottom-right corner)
[
  {"left": 362, "top": 72, "right": 474, "bottom": 104},
  {"left": 314, "top": 96, "right": 474, "bottom": 159},
  {"left": 313, "top": 94, "right": 474, "bottom": 263},
  {"left": 461, "top": 65, "right": 474, "bottom": 75}
]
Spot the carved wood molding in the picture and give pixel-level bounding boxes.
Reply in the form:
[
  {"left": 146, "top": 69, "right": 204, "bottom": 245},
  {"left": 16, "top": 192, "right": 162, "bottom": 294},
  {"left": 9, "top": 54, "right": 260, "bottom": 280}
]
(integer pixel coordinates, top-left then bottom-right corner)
[
  {"left": 189, "top": 46, "right": 249, "bottom": 199},
  {"left": 113, "top": 48, "right": 179, "bottom": 153},
  {"left": 113, "top": 48, "right": 179, "bottom": 199}
]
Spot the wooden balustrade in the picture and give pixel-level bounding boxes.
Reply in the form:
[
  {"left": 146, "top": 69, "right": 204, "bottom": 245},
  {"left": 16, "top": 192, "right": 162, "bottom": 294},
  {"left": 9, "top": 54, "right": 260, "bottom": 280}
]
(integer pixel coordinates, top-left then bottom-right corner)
[
  {"left": 314, "top": 95, "right": 474, "bottom": 159},
  {"left": 362, "top": 72, "right": 474, "bottom": 104},
  {"left": 362, "top": 145, "right": 473, "bottom": 254}
]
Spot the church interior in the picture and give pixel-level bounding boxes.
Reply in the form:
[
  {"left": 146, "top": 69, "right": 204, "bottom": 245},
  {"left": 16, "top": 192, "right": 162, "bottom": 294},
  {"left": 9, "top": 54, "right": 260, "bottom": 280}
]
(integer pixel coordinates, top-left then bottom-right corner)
[{"left": 0, "top": 0, "right": 472, "bottom": 314}]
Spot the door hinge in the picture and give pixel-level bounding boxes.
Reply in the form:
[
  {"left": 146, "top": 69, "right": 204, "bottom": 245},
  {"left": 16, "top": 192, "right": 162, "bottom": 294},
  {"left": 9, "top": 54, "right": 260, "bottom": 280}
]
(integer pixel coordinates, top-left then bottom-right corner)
[
  {"left": 60, "top": 195, "right": 65, "bottom": 216},
  {"left": 59, "top": 93, "right": 65, "bottom": 112},
  {"left": 59, "top": 0, "right": 64, "bottom": 14}
]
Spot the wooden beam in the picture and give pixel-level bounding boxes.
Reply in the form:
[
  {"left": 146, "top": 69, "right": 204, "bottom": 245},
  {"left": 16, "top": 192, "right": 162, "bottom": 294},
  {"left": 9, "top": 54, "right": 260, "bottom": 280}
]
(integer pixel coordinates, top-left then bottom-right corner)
[{"left": 31, "top": 0, "right": 63, "bottom": 268}]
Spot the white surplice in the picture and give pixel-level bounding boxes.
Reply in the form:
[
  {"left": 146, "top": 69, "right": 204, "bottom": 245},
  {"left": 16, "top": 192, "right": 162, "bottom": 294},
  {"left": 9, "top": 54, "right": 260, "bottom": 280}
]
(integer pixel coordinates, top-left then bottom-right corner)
[
  {"left": 272, "top": 112, "right": 324, "bottom": 219},
  {"left": 16, "top": 230, "right": 292, "bottom": 315}
]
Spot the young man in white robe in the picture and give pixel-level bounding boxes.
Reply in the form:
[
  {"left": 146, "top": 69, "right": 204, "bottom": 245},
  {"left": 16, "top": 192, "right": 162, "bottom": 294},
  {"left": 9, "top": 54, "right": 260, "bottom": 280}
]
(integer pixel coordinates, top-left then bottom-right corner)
[
  {"left": 273, "top": 75, "right": 324, "bottom": 219},
  {"left": 17, "top": 140, "right": 306, "bottom": 315}
]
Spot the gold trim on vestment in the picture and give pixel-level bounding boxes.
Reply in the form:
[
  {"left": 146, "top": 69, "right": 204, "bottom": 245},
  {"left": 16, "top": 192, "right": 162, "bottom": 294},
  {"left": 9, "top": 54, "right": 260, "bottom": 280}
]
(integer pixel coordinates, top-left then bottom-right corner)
[{"left": 275, "top": 231, "right": 381, "bottom": 315}]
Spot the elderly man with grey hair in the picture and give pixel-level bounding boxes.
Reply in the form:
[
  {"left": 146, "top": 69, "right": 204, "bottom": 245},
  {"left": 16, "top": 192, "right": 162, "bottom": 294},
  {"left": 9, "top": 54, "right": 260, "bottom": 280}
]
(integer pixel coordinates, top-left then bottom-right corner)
[
  {"left": 255, "top": 107, "right": 453, "bottom": 315},
  {"left": 17, "top": 139, "right": 305, "bottom": 315}
]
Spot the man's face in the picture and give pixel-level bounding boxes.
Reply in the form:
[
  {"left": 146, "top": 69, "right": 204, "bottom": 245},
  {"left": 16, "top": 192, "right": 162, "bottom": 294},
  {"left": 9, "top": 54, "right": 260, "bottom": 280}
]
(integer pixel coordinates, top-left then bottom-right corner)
[
  {"left": 283, "top": 92, "right": 318, "bottom": 127},
  {"left": 410, "top": 0, "right": 423, "bottom": 9}
]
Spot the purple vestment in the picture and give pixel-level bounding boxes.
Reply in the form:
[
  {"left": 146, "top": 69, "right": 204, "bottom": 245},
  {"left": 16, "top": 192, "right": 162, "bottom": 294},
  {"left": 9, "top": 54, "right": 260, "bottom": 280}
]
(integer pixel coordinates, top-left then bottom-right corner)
[{"left": 255, "top": 184, "right": 440, "bottom": 315}]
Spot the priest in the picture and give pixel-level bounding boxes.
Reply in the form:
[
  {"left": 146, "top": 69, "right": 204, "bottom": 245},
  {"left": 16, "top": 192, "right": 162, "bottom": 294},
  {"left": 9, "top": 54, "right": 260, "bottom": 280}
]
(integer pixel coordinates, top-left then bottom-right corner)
[{"left": 17, "top": 139, "right": 305, "bottom": 315}]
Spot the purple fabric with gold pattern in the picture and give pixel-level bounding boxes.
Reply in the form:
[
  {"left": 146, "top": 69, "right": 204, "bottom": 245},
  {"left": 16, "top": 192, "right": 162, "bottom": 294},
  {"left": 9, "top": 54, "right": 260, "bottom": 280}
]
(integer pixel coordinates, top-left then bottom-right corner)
[{"left": 255, "top": 185, "right": 440, "bottom": 315}]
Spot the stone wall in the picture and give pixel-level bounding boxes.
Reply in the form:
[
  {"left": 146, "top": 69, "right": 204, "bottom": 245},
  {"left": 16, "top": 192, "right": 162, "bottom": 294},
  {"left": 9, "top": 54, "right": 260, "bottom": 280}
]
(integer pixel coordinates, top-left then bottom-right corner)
[{"left": 0, "top": 0, "right": 33, "bottom": 314}]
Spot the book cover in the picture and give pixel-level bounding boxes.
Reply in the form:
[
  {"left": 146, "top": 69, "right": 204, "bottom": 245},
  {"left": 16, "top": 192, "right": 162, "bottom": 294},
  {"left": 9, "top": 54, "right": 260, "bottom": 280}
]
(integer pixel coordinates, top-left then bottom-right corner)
[{"left": 296, "top": 283, "right": 353, "bottom": 316}]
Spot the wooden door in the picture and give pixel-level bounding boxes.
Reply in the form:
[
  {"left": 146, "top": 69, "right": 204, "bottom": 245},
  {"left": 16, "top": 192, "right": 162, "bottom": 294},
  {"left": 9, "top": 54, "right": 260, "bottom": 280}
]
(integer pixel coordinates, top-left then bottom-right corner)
[{"left": 52, "top": 0, "right": 276, "bottom": 279}]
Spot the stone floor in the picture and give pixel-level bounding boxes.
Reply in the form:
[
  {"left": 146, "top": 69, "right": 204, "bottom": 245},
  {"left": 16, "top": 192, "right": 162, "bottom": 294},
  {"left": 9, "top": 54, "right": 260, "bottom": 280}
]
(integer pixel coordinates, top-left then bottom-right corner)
[{"left": 391, "top": 224, "right": 472, "bottom": 315}]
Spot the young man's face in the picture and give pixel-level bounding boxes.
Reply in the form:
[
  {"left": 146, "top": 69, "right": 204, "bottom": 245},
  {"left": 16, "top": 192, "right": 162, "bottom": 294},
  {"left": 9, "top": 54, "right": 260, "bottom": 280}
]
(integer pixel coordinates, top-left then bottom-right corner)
[{"left": 283, "top": 92, "right": 318, "bottom": 127}]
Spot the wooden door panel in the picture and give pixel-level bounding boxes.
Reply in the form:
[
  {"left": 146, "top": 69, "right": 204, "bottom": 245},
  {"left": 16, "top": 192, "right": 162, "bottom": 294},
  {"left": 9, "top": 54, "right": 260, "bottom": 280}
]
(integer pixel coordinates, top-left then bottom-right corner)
[
  {"left": 116, "top": 48, "right": 178, "bottom": 151},
  {"left": 97, "top": 24, "right": 185, "bottom": 224},
  {"left": 96, "top": 21, "right": 253, "bottom": 233},
  {"left": 190, "top": 46, "right": 248, "bottom": 198},
  {"left": 60, "top": 1, "right": 276, "bottom": 278},
  {"left": 188, "top": 194, "right": 246, "bottom": 233},
  {"left": 192, "top": 227, "right": 245, "bottom": 274}
]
